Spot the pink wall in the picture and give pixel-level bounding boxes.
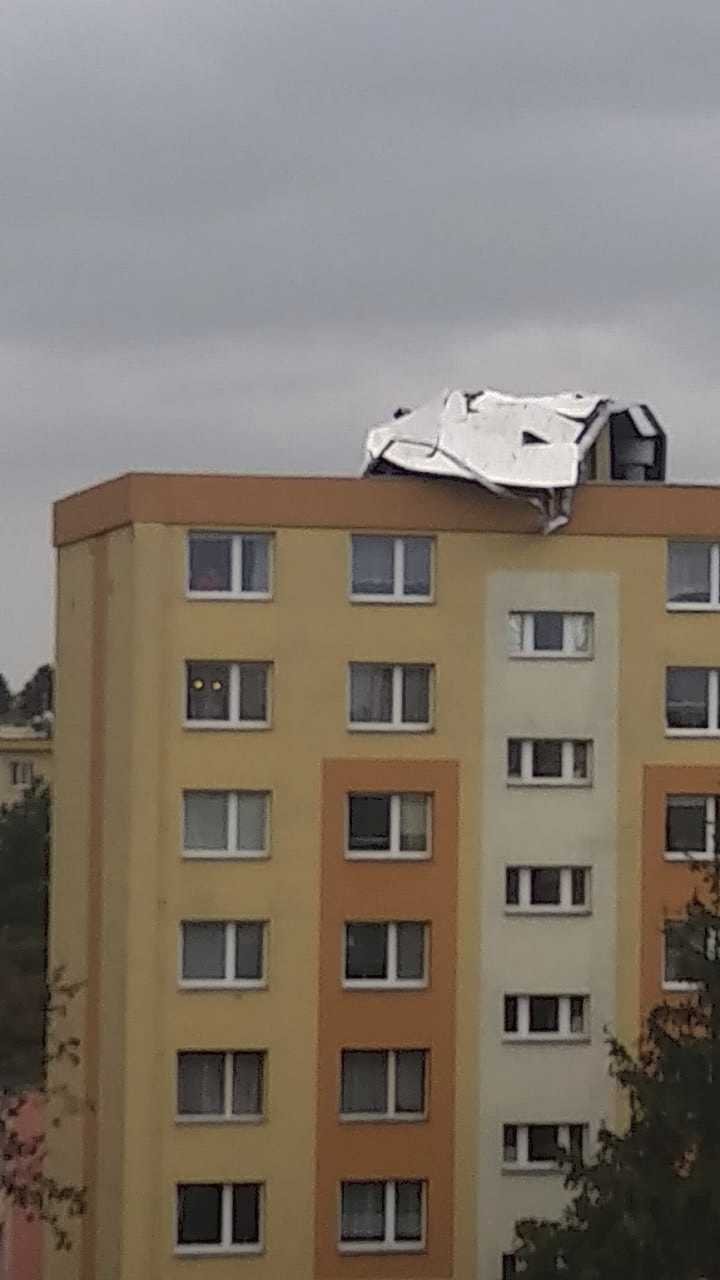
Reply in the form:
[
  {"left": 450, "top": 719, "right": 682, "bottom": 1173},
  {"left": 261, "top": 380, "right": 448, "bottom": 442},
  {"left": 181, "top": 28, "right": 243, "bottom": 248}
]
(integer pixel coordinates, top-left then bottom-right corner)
[{"left": 0, "top": 1095, "right": 43, "bottom": 1280}]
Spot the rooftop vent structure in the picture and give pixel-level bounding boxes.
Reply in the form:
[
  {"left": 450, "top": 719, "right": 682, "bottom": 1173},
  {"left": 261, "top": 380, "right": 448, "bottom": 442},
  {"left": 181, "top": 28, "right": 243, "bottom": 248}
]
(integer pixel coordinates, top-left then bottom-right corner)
[{"left": 364, "top": 388, "right": 666, "bottom": 532}]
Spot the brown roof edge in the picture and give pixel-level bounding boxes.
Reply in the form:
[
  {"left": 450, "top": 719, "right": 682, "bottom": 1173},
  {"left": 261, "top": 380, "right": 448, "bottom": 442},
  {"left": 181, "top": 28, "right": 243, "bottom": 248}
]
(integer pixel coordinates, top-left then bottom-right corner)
[{"left": 53, "top": 471, "right": 720, "bottom": 546}]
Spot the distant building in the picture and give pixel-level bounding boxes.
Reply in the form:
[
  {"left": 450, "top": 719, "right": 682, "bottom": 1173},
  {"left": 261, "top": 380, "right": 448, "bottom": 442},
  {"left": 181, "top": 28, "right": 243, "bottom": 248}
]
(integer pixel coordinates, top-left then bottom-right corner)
[
  {"left": 45, "top": 392, "right": 720, "bottom": 1279},
  {"left": 0, "top": 728, "right": 52, "bottom": 807}
]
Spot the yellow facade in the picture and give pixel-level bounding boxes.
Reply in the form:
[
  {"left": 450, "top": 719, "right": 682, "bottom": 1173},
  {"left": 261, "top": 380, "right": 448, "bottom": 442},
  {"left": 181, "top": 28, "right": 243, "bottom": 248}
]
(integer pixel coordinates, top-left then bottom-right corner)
[
  {"left": 46, "top": 473, "right": 720, "bottom": 1280},
  {"left": 0, "top": 729, "right": 52, "bottom": 807}
]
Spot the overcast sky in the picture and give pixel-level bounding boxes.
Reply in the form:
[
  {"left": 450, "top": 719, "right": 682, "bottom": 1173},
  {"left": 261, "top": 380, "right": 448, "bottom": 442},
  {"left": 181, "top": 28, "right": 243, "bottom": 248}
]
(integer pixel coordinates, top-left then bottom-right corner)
[{"left": 2, "top": 0, "right": 720, "bottom": 684}]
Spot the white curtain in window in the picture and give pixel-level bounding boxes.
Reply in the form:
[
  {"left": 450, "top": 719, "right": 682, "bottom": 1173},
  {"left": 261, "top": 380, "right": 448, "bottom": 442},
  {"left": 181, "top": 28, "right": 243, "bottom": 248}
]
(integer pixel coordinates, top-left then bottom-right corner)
[
  {"left": 178, "top": 1053, "right": 224, "bottom": 1114},
  {"left": 341, "top": 1183, "right": 385, "bottom": 1240},
  {"left": 668, "top": 543, "right": 711, "bottom": 603},
  {"left": 350, "top": 666, "right": 393, "bottom": 722},
  {"left": 399, "top": 795, "right": 427, "bottom": 851},
  {"left": 341, "top": 1052, "right": 387, "bottom": 1113},
  {"left": 508, "top": 613, "right": 524, "bottom": 652},
  {"left": 568, "top": 614, "right": 591, "bottom": 652},
  {"left": 352, "top": 537, "right": 394, "bottom": 593},
  {"left": 184, "top": 792, "right": 228, "bottom": 850}
]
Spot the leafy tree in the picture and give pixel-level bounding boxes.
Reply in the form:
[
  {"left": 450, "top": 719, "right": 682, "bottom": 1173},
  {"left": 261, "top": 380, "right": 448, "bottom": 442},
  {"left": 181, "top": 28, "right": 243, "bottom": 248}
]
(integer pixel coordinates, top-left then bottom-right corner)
[
  {"left": 0, "top": 671, "right": 13, "bottom": 717},
  {"left": 514, "top": 874, "right": 720, "bottom": 1279},
  {"left": 0, "top": 783, "right": 85, "bottom": 1250},
  {"left": 16, "top": 663, "right": 53, "bottom": 721}
]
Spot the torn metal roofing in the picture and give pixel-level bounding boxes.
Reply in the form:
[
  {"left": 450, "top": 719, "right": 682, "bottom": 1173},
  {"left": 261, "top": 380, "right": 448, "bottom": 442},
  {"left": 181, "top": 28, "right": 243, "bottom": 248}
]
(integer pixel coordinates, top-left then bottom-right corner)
[{"left": 364, "top": 388, "right": 666, "bottom": 532}]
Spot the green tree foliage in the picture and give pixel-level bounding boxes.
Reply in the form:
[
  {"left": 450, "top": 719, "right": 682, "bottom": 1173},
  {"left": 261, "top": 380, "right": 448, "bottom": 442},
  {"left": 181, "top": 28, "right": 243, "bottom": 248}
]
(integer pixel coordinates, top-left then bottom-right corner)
[
  {"left": 0, "top": 672, "right": 13, "bottom": 717},
  {"left": 16, "top": 663, "right": 53, "bottom": 721},
  {"left": 514, "top": 877, "right": 720, "bottom": 1279}
]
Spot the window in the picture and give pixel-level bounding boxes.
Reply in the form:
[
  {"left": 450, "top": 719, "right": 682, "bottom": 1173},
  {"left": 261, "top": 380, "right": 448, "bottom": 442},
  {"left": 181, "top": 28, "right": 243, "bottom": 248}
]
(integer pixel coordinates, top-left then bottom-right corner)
[
  {"left": 349, "top": 664, "right": 432, "bottom": 730},
  {"left": 502, "top": 1253, "right": 520, "bottom": 1279},
  {"left": 507, "top": 739, "right": 591, "bottom": 785},
  {"left": 176, "top": 1183, "right": 262, "bottom": 1254},
  {"left": 339, "top": 1180, "right": 425, "bottom": 1252},
  {"left": 9, "top": 761, "right": 34, "bottom": 787},
  {"left": 343, "top": 922, "right": 427, "bottom": 988},
  {"left": 665, "top": 795, "right": 718, "bottom": 859},
  {"left": 667, "top": 541, "right": 719, "bottom": 608},
  {"left": 183, "top": 791, "right": 269, "bottom": 858},
  {"left": 504, "top": 995, "right": 588, "bottom": 1040},
  {"left": 188, "top": 532, "right": 272, "bottom": 598},
  {"left": 663, "top": 921, "right": 717, "bottom": 990},
  {"left": 666, "top": 668, "right": 720, "bottom": 734},
  {"left": 503, "top": 1124, "right": 586, "bottom": 1171},
  {"left": 185, "top": 661, "right": 270, "bottom": 728},
  {"left": 180, "top": 922, "right": 266, "bottom": 988},
  {"left": 340, "top": 1049, "right": 426, "bottom": 1120},
  {"left": 177, "top": 1052, "right": 264, "bottom": 1121},
  {"left": 350, "top": 535, "right": 432, "bottom": 601},
  {"left": 346, "top": 793, "right": 430, "bottom": 858},
  {"left": 509, "top": 612, "right": 593, "bottom": 658},
  {"left": 505, "top": 867, "right": 590, "bottom": 914}
]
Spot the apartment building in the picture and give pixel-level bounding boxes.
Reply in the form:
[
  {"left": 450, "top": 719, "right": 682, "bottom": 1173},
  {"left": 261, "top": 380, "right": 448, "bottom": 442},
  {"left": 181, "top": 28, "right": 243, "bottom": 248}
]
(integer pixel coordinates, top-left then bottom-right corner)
[
  {"left": 46, "top": 458, "right": 720, "bottom": 1280},
  {"left": 0, "top": 727, "right": 52, "bottom": 807}
]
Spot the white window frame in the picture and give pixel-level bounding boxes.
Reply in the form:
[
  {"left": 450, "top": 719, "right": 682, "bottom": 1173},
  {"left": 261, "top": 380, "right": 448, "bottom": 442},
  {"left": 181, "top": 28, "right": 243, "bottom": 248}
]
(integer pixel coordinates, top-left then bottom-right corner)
[
  {"left": 503, "top": 995, "right": 590, "bottom": 1042},
  {"left": 178, "top": 921, "right": 267, "bottom": 990},
  {"left": 342, "top": 922, "right": 428, "bottom": 990},
  {"left": 502, "top": 1124, "right": 586, "bottom": 1173},
  {"left": 509, "top": 612, "right": 594, "bottom": 659},
  {"left": 662, "top": 922, "right": 718, "bottom": 992},
  {"left": 174, "top": 1182, "right": 263, "bottom": 1256},
  {"left": 349, "top": 534, "right": 434, "bottom": 603},
  {"left": 348, "top": 663, "right": 433, "bottom": 732},
  {"left": 666, "top": 541, "right": 720, "bottom": 611},
  {"left": 665, "top": 794, "right": 718, "bottom": 861},
  {"left": 186, "top": 531, "right": 273, "bottom": 601},
  {"left": 176, "top": 1051, "right": 265, "bottom": 1124},
  {"left": 505, "top": 867, "right": 591, "bottom": 915},
  {"left": 507, "top": 739, "right": 592, "bottom": 786},
  {"left": 182, "top": 790, "right": 270, "bottom": 860},
  {"left": 338, "top": 1180, "right": 426, "bottom": 1254},
  {"left": 345, "top": 793, "right": 431, "bottom": 861},
  {"left": 184, "top": 661, "right": 271, "bottom": 731},
  {"left": 339, "top": 1049, "right": 427, "bottom": 1122},
  {"left": 666, "top": 668, "right": 720, "bottom": 738},
  {"left": 9, "top": 760, "right": 34, "bottom": 787}
]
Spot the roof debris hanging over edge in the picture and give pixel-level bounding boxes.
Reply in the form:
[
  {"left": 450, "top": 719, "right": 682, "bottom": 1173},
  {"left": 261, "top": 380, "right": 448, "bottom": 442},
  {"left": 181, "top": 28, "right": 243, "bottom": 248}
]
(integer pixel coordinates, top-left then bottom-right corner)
[{"left": 363, "top": 388, "right": 666, "bottom": 532}]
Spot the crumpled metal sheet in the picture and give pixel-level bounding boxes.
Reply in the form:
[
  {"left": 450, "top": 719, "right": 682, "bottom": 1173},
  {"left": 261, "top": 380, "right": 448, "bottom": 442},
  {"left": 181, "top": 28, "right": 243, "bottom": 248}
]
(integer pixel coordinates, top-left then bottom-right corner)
[{"left": 364, "top": 387, "right": 664, "bottom": 532}]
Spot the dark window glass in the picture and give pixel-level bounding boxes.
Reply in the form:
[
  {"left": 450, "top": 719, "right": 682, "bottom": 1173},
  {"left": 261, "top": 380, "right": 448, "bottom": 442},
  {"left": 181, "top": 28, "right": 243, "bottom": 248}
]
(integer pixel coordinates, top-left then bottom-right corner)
[
  {"left": 664, "top": 921, "right": 705, "bottom": 985},
  {"left": 568, "top": 1125, "right": 585, "bottom": 1162},
  {"left": 177, "top": 1183, "right": 223, "bottom": 1245},
  {"left": 186, "top": 662, "right": 230, "bottom": 721},
  {"left": 341, "top": 1182, "right": 385, "bottom": 1241},
  {"left": 533, "top": 612, "right": 564, "bottom": 651},
  {"left": 502, "top": 1253, "right": 518, "bottom": 1280},
  {"left": 177, "top": 1052, "right": 224, "bottom": 1115},
  {"left": 352, "top": 536, "right": 394, "bottom": 595},
  {"left": 395, "top": 1181, "right": 423, "bottom": 1241},
  {"left": 184, "top": 792, "right": 229, "bottom": 851},
  {"left": 182, "top": 923, "right": 226, "bottom": 980},
  {"left": 528, "top": 1125, "right": 559, "bottom": 1162},
  {"left": 345, "top": 923, "right": 387, "bottom": 979},
  {"left": 235, "top": 923, "right": 264, "bottom": 980},
  {"left": 668, "top": 542, "right": 711, "bottom": 604},
  {"left": 402, "top": 665, "right": 430, "bottom": 724},
  {"left": 532, "top": 740, "right": 563, "bottom": 778},
  {"left": 571, "top": 868, "right": 587, "bottom": 906},
  {"left": 666, "top": 795, "right": 707, "bottom": 852},
  {"left": 395, "top": 1050, "right": 426, "bottom": 1113},
  {"left": 232, "top": 1053, "right": 264, "bottom": 1116},
  {"left": 189, "top": 537, "right": 232, "bottom": 592},
  {"left": 505, "top": 868, "right": 520, "bottom": 905},
  {"left": 503, "top": 1124, "right": 518, "bottom": 1161},
  {"left": 529, "top": 996, "right": 559, "bottom": 1033},
  {"left": 232, "top": 1184, "right": 260, "bottom": 1245},
  {"left": 530, "top": 868, "right": 561, "bottom": 905},
  {"left": 396, "top": 922, "right": 425, "bottom": 980},
  {"left": 573, "top": 741, "right": 589, "bottom": 779},
  {"left": 504, "top": 997, "right": 518, "bottom": 1033},
  {"left": 403, "top": 538, "right": 432, "bottom": 596},
  {"left": 350, "top": 664, "right": 394, "bottom": 723},
  {"left": 348, "top": 795, "right": 391, "bottom": 851},
  {"left": 241, "top": 536, "right": 270, "bottom": 594},
  {"left": 341, "top": 1051, "right": 387, "bottom": 1114},
  {"left": 666, "top": 668, "right": 710, "bottom": 729},
  {"left": 570, "top": 997, "right": 586, "bottom": 1034},
  {"left": 507, "top": 740, "right": 522, "bottom": 777},
  {"left": 238, "top": 664, "right": 268, "bottom": 722}
]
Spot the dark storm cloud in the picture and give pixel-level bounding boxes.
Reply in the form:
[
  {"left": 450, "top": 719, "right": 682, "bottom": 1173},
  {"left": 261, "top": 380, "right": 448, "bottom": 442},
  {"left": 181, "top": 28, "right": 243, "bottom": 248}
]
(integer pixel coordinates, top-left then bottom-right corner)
[{"left": 2, "top": 0, "right": 720, "bottom": 681}]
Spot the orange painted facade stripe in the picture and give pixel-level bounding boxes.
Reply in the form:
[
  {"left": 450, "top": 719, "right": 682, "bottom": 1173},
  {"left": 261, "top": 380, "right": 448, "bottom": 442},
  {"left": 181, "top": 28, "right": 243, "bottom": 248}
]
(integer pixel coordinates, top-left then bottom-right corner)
[
  {"left": 315, "top": 759, "right": 458, "bottom": 1279},
  {"left": 54, "top": 472, "right": 720, "bottom": 547},
  {"left": 641, "top": 764, "right": 720, "bottom": 1014}
]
